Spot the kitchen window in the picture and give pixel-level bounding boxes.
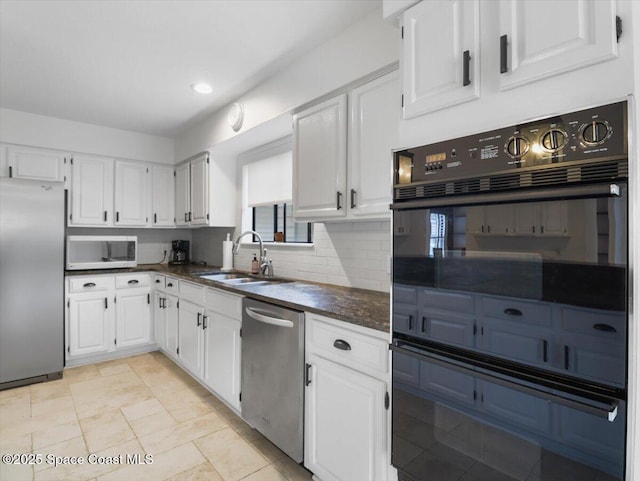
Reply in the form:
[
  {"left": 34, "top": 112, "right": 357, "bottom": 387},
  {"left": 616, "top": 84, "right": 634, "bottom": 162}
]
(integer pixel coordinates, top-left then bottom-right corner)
[
  {"left": 253, "top": 203, "right": 312, "bottom": 243},
  {"left": 241, "top": 137, "right": 313, "bottom": 245}
]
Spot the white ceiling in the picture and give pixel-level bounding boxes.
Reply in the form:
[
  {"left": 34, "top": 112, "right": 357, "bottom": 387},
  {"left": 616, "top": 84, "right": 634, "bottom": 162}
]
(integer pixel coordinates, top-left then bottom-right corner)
[{"left": 0, "top": 0, "right": 379, "bottom": 138}]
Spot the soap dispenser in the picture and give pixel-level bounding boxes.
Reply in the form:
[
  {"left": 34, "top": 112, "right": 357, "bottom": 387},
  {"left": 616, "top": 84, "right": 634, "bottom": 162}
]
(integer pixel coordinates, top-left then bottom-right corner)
[{"left": 251, "top": 254, "right": 259, "bottom": 274}]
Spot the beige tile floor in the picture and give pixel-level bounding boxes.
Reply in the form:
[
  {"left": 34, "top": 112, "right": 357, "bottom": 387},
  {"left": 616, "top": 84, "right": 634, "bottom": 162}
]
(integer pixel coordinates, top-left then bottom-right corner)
[{"left": 0, "top": 352, "right": 313, "bottom": 481}]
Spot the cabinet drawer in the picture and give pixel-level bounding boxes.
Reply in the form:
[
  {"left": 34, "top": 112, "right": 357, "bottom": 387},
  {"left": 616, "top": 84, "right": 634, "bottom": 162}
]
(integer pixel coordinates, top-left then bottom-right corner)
[
  {"left": 481, "top": 296, "right": 551, "bottom": 326},
  {"left": 179, "top": 280, "right": 205, "bottom": 304},
  {"left": 68, "top": 276, "right": 114, "bottom": 293},
  {"left": 152, "top": 274, "right": 165, "bottom": 289},
  {"left": 559, "top": 306, "right": 625, "bottom": 340},
  {"left": 394, "top": 284, "right": 418, "bottom": 305},
  {"left": 165, "top": 277, "right": 178, "bottom": 294},
  {"left": 306, "top": 313, "right": 388, "bottom": 378},
  {"left": 421, "top": 289, "right": 474, "bottom": 314},
  {"left": 115, "top": 274, "right": 150, "bottom": 289},
  {"left": 205, "top": 288, "right": 243, "bottom": 319}
]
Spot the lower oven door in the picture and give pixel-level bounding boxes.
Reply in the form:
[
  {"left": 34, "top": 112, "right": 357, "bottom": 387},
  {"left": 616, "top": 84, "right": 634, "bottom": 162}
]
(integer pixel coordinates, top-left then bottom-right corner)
[{"left": 391, "top": 343, "right": 626, "bottom": 481}]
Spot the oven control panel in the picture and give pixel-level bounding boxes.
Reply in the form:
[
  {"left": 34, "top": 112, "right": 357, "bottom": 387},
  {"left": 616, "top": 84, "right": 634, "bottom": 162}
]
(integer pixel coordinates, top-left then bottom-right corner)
[{"left": 395, "top": 101, "right": 627, "bottom": 185}]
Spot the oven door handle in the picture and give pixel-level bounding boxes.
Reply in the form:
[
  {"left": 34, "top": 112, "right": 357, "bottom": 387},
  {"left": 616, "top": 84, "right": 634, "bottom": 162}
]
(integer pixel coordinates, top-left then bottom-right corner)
[
  {"left": 391, "top": 342, "right": 619, "bottom": 422},
  {"left": 391, "top": 182, "right": 623, "bottom": 210},
  {"left": 245, "top": 307, "right": 294, "bottom": 328}
]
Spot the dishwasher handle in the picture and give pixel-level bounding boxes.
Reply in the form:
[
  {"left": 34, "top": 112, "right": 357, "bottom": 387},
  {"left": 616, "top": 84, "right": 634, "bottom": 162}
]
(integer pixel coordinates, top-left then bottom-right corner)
[{"left": 245, "top": 307, "right": 294, "bottom": 328}]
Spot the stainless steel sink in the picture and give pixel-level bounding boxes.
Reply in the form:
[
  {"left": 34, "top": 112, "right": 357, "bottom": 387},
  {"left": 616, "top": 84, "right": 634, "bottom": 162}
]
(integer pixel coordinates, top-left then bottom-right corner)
[
  {"left": 198, "top": 273, "right": 249, "bottom": 281},
  {"left": 198, "top": 272, "right": 291, "bottom": 285}
]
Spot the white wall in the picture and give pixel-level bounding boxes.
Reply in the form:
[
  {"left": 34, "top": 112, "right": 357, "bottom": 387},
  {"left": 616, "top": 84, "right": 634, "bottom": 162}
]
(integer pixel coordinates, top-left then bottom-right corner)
[
  {"left": 0, "top": 108, "right": 174, "bottom": 165},
  {"left": 174, "top": 8, "right": 399, "bottom": 161}
]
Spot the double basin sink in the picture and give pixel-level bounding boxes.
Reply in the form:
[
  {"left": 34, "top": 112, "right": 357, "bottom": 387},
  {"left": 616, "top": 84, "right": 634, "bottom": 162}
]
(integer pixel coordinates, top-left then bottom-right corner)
[{"left": 198, "top": 272, "right": 292, "bottom": 287}]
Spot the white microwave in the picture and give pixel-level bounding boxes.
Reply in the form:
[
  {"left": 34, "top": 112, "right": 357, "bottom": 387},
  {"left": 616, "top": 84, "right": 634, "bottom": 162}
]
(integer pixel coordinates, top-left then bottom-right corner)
[{"left": 66, "top": 235, "right": 137, "bottom": 270}]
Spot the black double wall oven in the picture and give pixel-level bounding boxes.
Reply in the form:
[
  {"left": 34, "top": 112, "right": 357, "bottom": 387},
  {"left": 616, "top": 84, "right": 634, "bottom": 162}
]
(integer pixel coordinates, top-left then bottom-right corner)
[{"left": 391, "top": 101, "right": 629, "bottom": 481}]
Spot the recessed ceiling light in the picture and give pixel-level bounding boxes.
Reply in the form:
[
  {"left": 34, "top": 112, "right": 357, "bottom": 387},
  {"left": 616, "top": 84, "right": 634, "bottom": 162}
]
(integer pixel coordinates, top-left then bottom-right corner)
[{"left": 191, "top": 83, "right": 212, "bottom": 94}]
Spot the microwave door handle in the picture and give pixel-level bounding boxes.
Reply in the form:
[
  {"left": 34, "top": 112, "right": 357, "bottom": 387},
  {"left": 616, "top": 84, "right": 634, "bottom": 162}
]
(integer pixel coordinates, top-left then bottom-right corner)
[
  {"left": 391, "top": 342, "right": 619, "bottom": 422},
  {"left": 391, "top": 183, "right": 623, "bottom": 210}
]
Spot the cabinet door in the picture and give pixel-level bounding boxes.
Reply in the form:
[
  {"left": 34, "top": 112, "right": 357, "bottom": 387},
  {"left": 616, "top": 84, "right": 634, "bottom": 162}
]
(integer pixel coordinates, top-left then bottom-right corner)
[
  {"left": 175, "top": 163, "right": 190, "bottom": 226},
  {"left": 153, "top": 291, "right": 166, "bottom": 350},
  {"left": 480, "top": 318, "right": 551, "bottom": 369},
  {"left": 69, "top": 155, "right": 114, "bottom": 226},
  {"left": 293, "top": 94, "right": 348, "bottom": 220},
  {"left": 152, "top": 165, "right": 175, "bottom": 226},
  {"left": 115, "top": 289, "right": 151, "bottom": 349},
  {"left": 305, "top": 354, "right": 387, "bottom": 481},
  {"left": 480, "top": 380, "right": 552, "bottom": 435},
  {"left": 7, "top": 146, "right": 67, "bottom": 184},
  {"left": 165, "top": 295, "right": 179, "bottom": 360},
  {"left": 114, "top": 160, "right": 149, "bottom": 226},
  {"left": 202, "top": 311, "right": 241, "bottom": 411},
  {"left": 540, "top": 200, "right": 568, "bottom": 236},
  {"left": 348, "top": 71, "right": 398, "bottom": 218},
  {"left": 68, "top": 294, "right": 112, "bottom": 357},
  {"left": 190, "top": 155, "right": 209, "bottom": 226},
  {"left": 402, "top": 0, "right": 480, "bottom": 118},
  {"left": 485, "top": 204, "right": 514, "bottom": 235},
  {"left": 498, "top": 0, "right": 618, "bottom": 90},
  {"left": 178, "top": 299, "right": 203, "bottom": 376},
  {"left": 419, "top": 310, "right": 476, "bottom": 348}
]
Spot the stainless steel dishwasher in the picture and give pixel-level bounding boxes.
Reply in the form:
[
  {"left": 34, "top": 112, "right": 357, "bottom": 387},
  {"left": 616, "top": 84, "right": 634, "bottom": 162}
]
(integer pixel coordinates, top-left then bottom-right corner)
[{"left": 241, "top": 298, "right": 304, "bottom": 463}]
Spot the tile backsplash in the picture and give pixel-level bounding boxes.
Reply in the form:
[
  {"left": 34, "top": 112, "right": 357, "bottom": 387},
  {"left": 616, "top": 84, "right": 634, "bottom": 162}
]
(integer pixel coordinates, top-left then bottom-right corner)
[{"left": 193, "top": 221, "right": 391, "bottom": 292}]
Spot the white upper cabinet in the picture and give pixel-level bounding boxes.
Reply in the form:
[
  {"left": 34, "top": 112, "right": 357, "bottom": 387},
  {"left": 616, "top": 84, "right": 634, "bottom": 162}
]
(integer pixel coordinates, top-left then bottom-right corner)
[
  {"left": 293, "top": 94, "right": 348, "bottom": 220},
  {"left": 173, "top": 153, "right": 234, "bottom": 228},
  {"left": 498, "top": 0, "right": 618, "bottom": 90},
  {"left": 294, "top": 70, "right": 399, "bottom": 222},
  {"left": 348, "top": 71, "right": 399, "bottom": 218},
  {"left": 114, "top": 160, "right": 149, "bottom": 227},
  {"left": 399, "top": 0, "right": 620, "bottom": 125},
  {"left": 402, "top": 0, "right": 480, "bottom": 118},
  {"left": 7, "top": 146, "right": 69, "bottom": 185},
  {"left": 189, "top": 154, "right": 209, "bottom": 226},
  {"left": 175, "top": 162, "right": 190, "bottom": 226},
  {"left": 151, "top": 164, "right": 175, "bottom": 226},
  {"left": 69, "top": 154, "right": 114, "bottom": 226}
]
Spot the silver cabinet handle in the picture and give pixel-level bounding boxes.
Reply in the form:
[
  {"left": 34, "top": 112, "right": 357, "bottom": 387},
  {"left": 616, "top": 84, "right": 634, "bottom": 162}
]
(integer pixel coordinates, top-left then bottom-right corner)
[{"left": 245, "top": 307, "right": 294, "bottom": 328}]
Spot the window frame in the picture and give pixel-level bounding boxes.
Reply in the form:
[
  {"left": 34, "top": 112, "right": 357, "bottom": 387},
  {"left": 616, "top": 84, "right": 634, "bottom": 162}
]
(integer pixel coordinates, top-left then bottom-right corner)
[{"left": 251, "top": 203, "right": 312, "bottom": 244}]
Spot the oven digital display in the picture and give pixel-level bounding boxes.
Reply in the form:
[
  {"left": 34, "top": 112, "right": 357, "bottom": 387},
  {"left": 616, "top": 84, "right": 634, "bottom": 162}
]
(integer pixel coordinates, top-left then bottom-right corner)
[{"left": 425, "top": 152, "right": 446, "bottom": 163}]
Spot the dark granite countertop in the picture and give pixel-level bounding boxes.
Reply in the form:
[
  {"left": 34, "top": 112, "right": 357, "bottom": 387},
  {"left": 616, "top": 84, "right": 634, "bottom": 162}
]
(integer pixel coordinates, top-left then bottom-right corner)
[{"left": 66, "top": 264, "right": 391, "bottom": 333}]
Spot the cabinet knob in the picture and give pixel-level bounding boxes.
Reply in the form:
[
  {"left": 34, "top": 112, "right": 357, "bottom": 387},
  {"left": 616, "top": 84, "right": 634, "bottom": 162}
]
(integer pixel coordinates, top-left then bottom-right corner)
[{"left": 83, "top": 282, "right": 96, "bottom": 288}]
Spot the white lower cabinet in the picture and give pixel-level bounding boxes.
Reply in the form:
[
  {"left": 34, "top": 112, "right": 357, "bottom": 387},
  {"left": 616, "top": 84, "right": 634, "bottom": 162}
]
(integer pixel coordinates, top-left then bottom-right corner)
[
  {"left": 304, "top": 313, "right": 390, "bottom": 481},
  {"left": 66, "top": 273, "right": 153, "bottom": 364},
  {"left": 203, "top": 288, "right": 242, "bottom": 411},
  {"left": 165, "top": 280, "right": 243, "bottom": 411},
  {"left": 68, "top": 292, "right": 113, "bottom": 357},
  {"left": 178, "top": 299, "right": 204, "bottom": 377},
  {"left": 153, "top": 290, "right": 166, "bottom": 349},
  {"left": 115, "top": 288, "right": 151, "bottom": 348}
]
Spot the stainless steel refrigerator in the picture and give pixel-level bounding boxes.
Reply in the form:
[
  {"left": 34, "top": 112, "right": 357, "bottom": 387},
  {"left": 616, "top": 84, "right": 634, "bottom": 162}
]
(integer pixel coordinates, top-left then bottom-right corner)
[{"left": 0, "top": 177, "right": 64, "bottom": 389}]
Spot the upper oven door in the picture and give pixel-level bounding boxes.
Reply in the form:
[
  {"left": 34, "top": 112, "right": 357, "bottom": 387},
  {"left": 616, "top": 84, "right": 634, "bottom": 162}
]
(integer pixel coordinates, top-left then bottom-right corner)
[{"left": 392, "top": 182, "right": 628, "bottom": 388}]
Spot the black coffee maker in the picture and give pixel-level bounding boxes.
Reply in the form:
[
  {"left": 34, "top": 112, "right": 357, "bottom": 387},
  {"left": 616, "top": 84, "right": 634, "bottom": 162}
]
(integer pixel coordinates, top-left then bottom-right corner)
[{"left": 169, "top": 240, "right": 190, "bottom": 265}]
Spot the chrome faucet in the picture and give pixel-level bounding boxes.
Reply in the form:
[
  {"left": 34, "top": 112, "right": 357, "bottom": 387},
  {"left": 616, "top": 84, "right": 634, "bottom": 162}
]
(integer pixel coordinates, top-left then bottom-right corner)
[{"left": 232, "top": 230, "right": 272, "bottom": 277}]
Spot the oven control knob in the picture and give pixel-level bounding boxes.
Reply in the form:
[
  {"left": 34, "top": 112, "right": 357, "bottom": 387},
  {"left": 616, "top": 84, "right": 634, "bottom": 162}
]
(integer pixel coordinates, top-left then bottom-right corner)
[
  {"left": 581, "top": 120, "right": 611, "bottom": 145},
  {"left": 541, "top": 129, "right": 568, "bottom": 152},
  {"left": 506, "top": 136, "right": 529, "bottom": 158}
]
